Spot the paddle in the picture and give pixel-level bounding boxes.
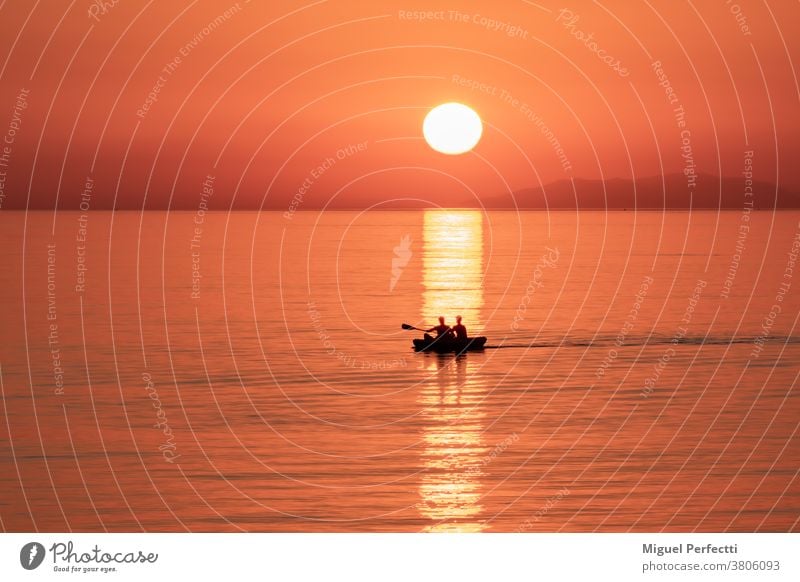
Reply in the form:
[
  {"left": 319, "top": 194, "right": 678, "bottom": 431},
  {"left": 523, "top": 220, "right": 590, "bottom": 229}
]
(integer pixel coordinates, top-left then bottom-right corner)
[{"left": 401, "top": 323, "right": 426, "bottom": 332}]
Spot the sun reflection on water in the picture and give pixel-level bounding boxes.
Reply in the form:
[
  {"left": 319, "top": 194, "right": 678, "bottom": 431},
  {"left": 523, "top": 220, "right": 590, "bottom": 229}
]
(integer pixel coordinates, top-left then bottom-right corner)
[
  {"left": 421, "top": 210, "right": 484, "bottom": 327},
  {"left": 417, "top": 210, "right": 488, "bottom": 531}
]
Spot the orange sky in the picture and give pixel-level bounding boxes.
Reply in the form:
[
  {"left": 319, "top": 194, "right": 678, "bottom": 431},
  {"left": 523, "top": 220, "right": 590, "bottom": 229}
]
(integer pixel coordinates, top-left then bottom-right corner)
[{"left": 0, "top": 0, "right": 798, "bottom": 210}]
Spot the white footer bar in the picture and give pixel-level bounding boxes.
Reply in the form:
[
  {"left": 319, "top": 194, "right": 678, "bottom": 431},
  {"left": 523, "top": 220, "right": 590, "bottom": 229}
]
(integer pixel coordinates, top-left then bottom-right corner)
[{"left": 1, "top": 533, "right": 797, "bottom": 581}]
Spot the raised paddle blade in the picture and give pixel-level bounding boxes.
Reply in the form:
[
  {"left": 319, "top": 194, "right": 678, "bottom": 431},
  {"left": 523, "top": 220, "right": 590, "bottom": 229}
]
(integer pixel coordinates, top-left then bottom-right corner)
[{"left": 401, "top": 323, "right": 415, "bottom": 330}]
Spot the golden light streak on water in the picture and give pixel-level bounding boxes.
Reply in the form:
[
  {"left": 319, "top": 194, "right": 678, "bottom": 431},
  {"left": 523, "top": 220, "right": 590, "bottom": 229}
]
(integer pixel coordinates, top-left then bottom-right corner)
[
  {"left": 421, "top": 210, "right": 485, "bottom": 328},
  {"left": 418, "top": 210, "right": 489, "bottom": 531}
]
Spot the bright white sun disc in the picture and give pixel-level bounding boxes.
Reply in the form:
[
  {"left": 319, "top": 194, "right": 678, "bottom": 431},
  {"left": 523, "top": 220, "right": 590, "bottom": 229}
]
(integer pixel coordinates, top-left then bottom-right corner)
[{"left": 423, "top": 102, "right": 482, "bottom": 155}]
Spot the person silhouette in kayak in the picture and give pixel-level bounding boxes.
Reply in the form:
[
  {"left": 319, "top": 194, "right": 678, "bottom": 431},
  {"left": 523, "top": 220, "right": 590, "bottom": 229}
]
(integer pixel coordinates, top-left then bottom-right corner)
[
  {"left": 425, "top": 316, "right": 452, "bottom": 341},
  {"left": 452, "top": 315, "right": 468, "bottom": 340}
]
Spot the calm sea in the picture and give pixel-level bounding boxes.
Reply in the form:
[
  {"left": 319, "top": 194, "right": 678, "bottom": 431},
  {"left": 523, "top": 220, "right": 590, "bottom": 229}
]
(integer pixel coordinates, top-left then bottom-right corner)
[{"left": 1, "top": 210, "right": 798, "bottom": 532}]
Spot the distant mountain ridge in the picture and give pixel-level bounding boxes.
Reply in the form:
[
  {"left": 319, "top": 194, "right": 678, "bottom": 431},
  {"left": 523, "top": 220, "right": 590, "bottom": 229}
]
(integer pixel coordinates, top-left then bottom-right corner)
[{"left": 494, "top": 173, "right": 797, "bottom": 210}]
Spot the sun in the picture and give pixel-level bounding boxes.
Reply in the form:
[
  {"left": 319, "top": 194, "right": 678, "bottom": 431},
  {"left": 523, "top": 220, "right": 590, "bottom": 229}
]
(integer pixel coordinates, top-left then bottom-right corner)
[{"left": 423, "top": 102, "right": 483, "bottom": 155}]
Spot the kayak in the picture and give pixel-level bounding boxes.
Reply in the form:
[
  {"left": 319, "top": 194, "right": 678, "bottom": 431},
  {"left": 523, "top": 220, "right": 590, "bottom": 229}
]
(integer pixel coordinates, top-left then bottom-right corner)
[{"left": 412, "top": 335, "right": 487, "bottom": 353}]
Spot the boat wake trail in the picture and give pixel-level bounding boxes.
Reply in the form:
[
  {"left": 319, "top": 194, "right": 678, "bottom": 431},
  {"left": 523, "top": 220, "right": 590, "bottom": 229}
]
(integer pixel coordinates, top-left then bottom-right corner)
[{"left": 486, "top": 334, "right": 800, "bottom": 350}]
